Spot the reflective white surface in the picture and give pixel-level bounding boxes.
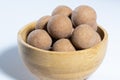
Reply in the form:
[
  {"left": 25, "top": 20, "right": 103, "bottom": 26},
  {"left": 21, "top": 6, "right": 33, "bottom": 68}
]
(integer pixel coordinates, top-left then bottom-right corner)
[{"left": 0, "top": 0, "right": 120, "bottom": 80}]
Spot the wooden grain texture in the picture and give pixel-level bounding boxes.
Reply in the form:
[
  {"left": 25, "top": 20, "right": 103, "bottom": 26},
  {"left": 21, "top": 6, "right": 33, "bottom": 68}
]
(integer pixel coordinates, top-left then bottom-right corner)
[{"left": 17, "top": 22, "right": 108, "bottom": 80}]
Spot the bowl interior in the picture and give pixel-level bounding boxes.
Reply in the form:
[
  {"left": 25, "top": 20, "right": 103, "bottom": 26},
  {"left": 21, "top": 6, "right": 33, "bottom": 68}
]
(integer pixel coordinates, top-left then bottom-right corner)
[{"left": 19, "top": 22, "right": 105, "bottom": 53}]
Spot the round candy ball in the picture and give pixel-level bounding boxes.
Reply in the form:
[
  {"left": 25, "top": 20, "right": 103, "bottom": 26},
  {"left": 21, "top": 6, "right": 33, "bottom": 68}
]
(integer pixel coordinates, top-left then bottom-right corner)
[
  {"left": 71, "top": 5, "right": 97, "bottom": 30},
  {"left": 47, "top": 15, "right": 73, "bottom": 39},
  {"left": 35, "top": 15, "right": 51, "bottom": 30},
  {"left": 71, "top": 24, "right": 101, "bottom": 49},
  {"left": 53, "top": 39, "right": 76, "bottom": 52},
  {"left": 52, "top": 5, "right": 72, "bottom": 17},
  {"left": 27, "top": 29, "right": 52, "bottom": 50}
]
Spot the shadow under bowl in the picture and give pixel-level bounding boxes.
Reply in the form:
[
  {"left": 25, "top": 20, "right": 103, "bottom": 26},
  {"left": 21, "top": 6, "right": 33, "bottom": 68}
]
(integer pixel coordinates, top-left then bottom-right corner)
[{"left": 17, "top": 22, "right": 108, "bottom": 80}]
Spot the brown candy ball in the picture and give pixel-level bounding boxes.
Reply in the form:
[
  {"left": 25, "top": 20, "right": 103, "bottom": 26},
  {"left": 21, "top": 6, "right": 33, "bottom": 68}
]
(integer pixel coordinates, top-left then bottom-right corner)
[
  {"left": 71, "top": 5, "right": 97, "bottom": 30},
  {"left": 35, "top": 15, "right": 51, "bottom": 29},
  {"left": 53, "top": 39, "right": 76, "bottom": 52},
  {"left": 71, "top": 24, "right": 101, "bottom": 49},
  {"left": 52, "top": 5, "right": 72, "bottom": 17},
  {"left": 47, "top": 15, "right": 73, "bottom": 39},
  {"left": 27, "top": 29, "right": 52, "bottom": 50}
]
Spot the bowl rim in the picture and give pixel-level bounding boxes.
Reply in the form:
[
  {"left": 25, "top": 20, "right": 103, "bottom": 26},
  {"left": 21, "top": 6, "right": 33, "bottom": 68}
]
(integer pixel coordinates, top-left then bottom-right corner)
[{"left": 18, "top": 21, "right": 108, "bottom": 54}]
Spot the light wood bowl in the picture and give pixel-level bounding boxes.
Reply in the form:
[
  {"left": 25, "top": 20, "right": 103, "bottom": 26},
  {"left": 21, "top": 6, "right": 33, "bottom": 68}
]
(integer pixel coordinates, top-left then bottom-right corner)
[{"left": 17, "top": 22, "right": 108, "bottom": 80}]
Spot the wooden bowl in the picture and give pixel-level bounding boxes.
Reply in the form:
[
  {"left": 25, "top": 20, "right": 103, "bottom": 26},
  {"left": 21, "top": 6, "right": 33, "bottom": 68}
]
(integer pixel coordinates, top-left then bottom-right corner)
[{"left": 17, "top": 22, "right": 108, "bottom": 80}]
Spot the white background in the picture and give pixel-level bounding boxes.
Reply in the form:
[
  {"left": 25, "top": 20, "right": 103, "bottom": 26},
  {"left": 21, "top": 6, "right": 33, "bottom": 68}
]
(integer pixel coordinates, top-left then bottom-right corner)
[{"left": 0, "top": 0, "right": 120, "bottom": 80}]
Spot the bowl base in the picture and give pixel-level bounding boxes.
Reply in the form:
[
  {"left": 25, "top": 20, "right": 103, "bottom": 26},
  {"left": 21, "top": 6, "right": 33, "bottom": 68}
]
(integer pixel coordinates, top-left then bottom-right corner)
[{"left": 38, "top": 76, "right": 87, "bottom": 80}]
